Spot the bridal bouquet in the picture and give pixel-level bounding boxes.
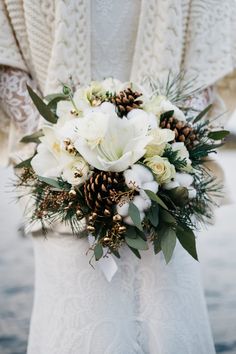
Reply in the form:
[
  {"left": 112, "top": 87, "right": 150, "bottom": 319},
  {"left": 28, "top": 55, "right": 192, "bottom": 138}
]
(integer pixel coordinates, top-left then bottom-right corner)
[{"left": 16, "top": 76, "right": 229, "bottom": 265}]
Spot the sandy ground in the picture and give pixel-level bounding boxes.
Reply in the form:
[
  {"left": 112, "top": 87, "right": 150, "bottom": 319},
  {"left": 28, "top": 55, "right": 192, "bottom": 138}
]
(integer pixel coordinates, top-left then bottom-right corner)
[{"left": 0, "top": 138, "right": 236, "bottom": 353}]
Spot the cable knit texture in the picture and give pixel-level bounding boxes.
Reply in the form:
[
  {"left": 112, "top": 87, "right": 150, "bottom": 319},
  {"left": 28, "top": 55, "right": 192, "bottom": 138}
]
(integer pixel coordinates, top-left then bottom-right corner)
[{"left": 1, "top": 0, "right": 236, "bottom": 164}]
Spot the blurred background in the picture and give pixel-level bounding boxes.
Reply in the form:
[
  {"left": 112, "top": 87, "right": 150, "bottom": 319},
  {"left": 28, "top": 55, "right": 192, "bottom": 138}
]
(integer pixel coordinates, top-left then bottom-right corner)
[{"left": 0, "top": 118, "right": 236, "bottom": 354}]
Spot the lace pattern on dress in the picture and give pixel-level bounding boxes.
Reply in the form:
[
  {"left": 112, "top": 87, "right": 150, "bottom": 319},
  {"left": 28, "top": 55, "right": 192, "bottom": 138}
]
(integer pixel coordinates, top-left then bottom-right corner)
[{"left": 0, "top": 67, "right": 40, "bottom": 134}]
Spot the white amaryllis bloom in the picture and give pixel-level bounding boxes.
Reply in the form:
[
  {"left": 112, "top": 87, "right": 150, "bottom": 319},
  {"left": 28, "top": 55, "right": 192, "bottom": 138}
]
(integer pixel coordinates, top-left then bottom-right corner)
[
  {"left": 74, "top": 103, "right": 152, "bottom": 172},
  {"left": 145, "top": 128, "right": 175, "bottom": 157},
  {"left": 127, "top": 109, "right": 157, "bottom": 130},
  {"left": 117, "top": 164, "right": 159, "bottom": 226},
  {"left": 163, "top": 172, "right": 197, "bottom": 199},
  {"left": 31, "top": 125, "right": 90, "bottom": 185},
  {"left": 144, "top": 95, "right": 186, "bottom": 122}
]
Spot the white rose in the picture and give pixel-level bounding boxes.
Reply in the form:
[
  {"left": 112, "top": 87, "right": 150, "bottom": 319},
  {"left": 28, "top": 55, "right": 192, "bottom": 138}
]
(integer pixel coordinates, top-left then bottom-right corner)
[
  {"left": 145, "top": 156, "right": 176, "bottom": 184},
  {"left": 145, "top": 128, "right": 175, "bottom": 157}
]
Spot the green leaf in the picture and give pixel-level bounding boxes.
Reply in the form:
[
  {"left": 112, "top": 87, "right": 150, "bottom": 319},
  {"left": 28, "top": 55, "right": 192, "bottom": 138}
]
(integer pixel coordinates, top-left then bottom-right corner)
[
  {"left": 193, "top": 104, "right": 212, "bottom": 124},
  {"left": 153, "top": 233, "right": 162, "bottom": 254},
  {"left": 27, "top": 85, "right": 57, "bottom": 124},
  {"left": 125, "top": 235, "right": 148, "bottom": 250},
  {"left": 176, "top": 226, "right": 198, "bottom": 261},
  {"left": 160, "top": 110, "right": 174, "bottom": 122},
  {"left": 47, "top": 96, "right": 69, "bottom": 110},
  {"left": 128, "top": 202, "right": 143, "bottom": 231},
  {"left": 160, "top": 227, "right": 177, "bottom": 263},
  {"left": 144, "top": 190, "right": 168, "bottom": 210},
  {"left": 160, "top": 209, "right": 176, "bottom": 225},
  {"left": 125, "top": 226, "right": 139, "bottom": 239},
  {"left": 146, "top": 202, "right": 159, "bottom": 227},
  {"left": 165, "top": 186, "right": 189, "bottom": 207},
  {"left": 44, "top": 93, "right": 68, "bottom": 102},
  {"left": 208, "top": 130, "right": 230, "bottom": 141},
  {"left": 20, "top": 129, "right": 43, "bottom": 144},
  {"left": 37, "top": 176, "right": 63, "bottom": 189},
  {"left": 15, "top": 156, "right": 33, "bottom": 169},
  {"left": 128, "top": 246, "right": 141, "bottom": 259},
  {"left": 94, "top": 243, "right": 103, "bottom": 261}
]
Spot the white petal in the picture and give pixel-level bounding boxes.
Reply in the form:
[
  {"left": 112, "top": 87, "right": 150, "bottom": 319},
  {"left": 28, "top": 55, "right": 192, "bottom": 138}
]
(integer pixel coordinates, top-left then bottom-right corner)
[
  {"left": 124, "top": 168, "right": 142, "bottom": 189},
  {"left": 142, "top": 181, "right": 159, "bottom": 193},
  {"left": 131, "top": 164, "right": 154, "bottom": 183},
  {"left": 116, "top": 202, "right": 129, "bottom": 217},
  {"left": 162, "top": 181, "right": 180, "bottom": 190},
  {"left": 188, "top": 187, "right": 197, "bottom": 199},
  {"left": 175, "top": 172, "right": 194, "bottom": 188}
]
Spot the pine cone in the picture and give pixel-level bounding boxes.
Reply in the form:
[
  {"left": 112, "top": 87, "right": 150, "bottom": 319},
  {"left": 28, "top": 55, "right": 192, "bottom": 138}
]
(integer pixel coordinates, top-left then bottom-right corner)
[
  {"left": 110, "top": 88, "right": 143, "bottom": 117},
  {"left": 160, "top": 115, "right": 198, "bottom": 149},
  {"left": 84, "top": 170, "right": 125, "bottom": 216}
]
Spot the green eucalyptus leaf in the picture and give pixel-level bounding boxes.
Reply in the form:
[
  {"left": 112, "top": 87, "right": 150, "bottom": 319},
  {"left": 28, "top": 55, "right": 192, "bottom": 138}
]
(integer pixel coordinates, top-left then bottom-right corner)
[
  {"left": 193, "top": 104, "right": 212, "bottom": 124},
  {"left": 27, "top": 85, "right": 57, "bottom": 124},
  {"left": 125, "top": 235, "right": 148, "bottom": 250},
  {"left": 166, "top": 186, "right": 189, "bottom": 207},
  {"left": 208, "top": 130, "right": 230, "bottom": 141},
  {"left": 176, "top": 226, "right": 198, "bottom": 261},
  {"left": 20, "top": 129, "right": 43, "bottom": 144},
  {"left": 128, "top": 246, "right": 141, "bottom": 259},
  {"left": 160, "top": 209, "right": 176, "bottom": 225},
  {"left": 144, "top": 190, "right": 168, "bottom": 210},
  {"left": 153, "top": 234, "right": 162, "bottom": 254},
  {"left": 125, "top": 226, "right": 139, "bottom": 239},
  {"left": 15, "top": 156, "right": 33, "bottom": 169},
  {"left": 160, "top": 227, "right": 177, "bottom": 264},
  {"left": 146, "top": 202, "right": 159, "bottom": 227},
  {"left": 94, "top": 243, "right": 103, "bottom": 261},
  {"left": 128, "top": 202, "right": 143, "bottom": 231},
  {"left": 110, "top": 249, "right": 121, "bottom": 259},
  {"left": 44, "top": 93, "right": 68, "bottom": 102},
  {"left": 37, "top": 176, "right": 63, "bottom": 189}
]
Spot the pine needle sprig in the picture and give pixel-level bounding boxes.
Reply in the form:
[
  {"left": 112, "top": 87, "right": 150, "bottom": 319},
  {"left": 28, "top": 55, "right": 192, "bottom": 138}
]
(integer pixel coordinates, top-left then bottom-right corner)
[
  {"left": 162, "top": 145, "right": 187, "bottom": 171},
  {"left": 143, "top": 71, "right": 202, "bottom": 105}
]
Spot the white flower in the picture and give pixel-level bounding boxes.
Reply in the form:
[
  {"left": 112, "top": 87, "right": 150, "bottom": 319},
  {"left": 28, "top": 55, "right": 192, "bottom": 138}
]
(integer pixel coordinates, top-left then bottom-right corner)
[
  {"left": 31, "top": 123, "right": 91, "bottom": 185},
  {"left": 127, "top": 109, "right": 157, "bottom": 130},
  {"left": 117, "top": 164, "right": 159, "bottom": 226},
  {"left": 100, "top": 78, "right": 123, "bottom": 93},
  {"left": 31, "top": 126, "right": 69, "bottom": 179},
  {"left": 56, "top": 100, "right": 75, "bottom": 123},
  {"left": 145, "top": 156, "right": 176, "bottom": 184},
  {"left": 163, "top": 172, "right": 197, "bottom": 199},
  {"left": 62, "top": 156, "right": 90, "bottom": 185},
  {"left": 175, "top": 172, "right": 196, "bottom": 199},
  {"left": 145, "top": 128, "right": 175, "bottom": 157},
  {"left": 171, "top": 142, "right": 193, "bottom": 172},
  {"left": 74, "top": 103, "right": 152, "bottom": 172},
  {"left": 144, "top": 95, "right": 186, "bottom": 122}
]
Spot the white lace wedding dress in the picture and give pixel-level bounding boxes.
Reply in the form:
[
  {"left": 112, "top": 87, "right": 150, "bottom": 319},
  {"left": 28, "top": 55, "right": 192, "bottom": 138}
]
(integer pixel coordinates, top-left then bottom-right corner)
[{"left": 27, "top": 1, "right": 216, "bottom": 353}]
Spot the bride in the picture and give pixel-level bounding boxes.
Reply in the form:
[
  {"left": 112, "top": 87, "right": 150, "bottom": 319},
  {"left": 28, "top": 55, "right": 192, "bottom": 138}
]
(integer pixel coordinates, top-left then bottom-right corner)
[{"left": 1, "top": 1, "right": 235, "bottom": 353}]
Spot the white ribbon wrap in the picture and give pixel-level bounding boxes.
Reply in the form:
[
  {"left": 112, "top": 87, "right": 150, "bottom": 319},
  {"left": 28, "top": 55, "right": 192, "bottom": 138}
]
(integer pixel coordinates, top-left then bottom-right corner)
[{"left": 88, "top": 234, "right": 118, "bottom": 282}]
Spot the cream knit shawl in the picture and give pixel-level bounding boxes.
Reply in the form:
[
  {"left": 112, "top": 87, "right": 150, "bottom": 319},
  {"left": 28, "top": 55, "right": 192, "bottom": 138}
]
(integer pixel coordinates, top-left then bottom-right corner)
[{"left": 1, "top": 0, "right": 236, "bottom": 163}]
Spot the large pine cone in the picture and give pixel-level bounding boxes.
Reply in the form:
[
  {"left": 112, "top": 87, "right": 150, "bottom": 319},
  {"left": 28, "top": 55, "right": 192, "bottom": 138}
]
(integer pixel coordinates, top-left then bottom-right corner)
[
  {"left": 110, "top": 88, "right": 143, "bottom": 117},
  {"left": 84, "top": 170, "right": 125, "bottom": 216},
  {"left": 160, "top": 115, "right": 198, "bottom": 149}
]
